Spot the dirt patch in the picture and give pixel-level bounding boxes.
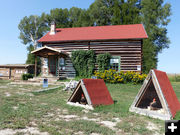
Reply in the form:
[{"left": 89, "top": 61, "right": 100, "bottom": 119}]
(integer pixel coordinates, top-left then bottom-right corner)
[
  {"left": 80, "top": 116, "right": 121, "bottom": 131},
  {"left": 146, "top": 121, "right": 159, "bottom": 130},
  {"left": 47, "top": 112, "right": 54, "bottom": 117},
  {"left": 90, "top": 133, "right": 101, "bottom": 135},
  {"left": 54, "top": 112, "right": 122, "bottom": 131},
  {"left": 92, "top": 113, "right": 99, "bottom": 116},
  {"left": 0, "top": 127, "right": 49, "bottom": 135},
  {"left": 100, "top": 121, "right": 116, "bottom": 130},
  {"left": 12, "top": 106, "right": 18, "bottom": 110},
  {"left": 62, "top": 109, "right": 68, "bottom": 114},
  {"left": 0, "top": 129, "right": 16, "bottom": 135},
  {"left": 10, "top": 81, "right": 42, "bottom": 86},
  {"left": 55, "top": 114, "right": 79, "bottom": 122},
  {"left": 5, "top": 92, "right": 11, "bottom": 97},
  {"left": 74, "top": 131, "right": 84, "bottom": 135},
  {"left": 99, "top": 117, "right": 121, "bottom": 131},
  {"left": 82, "top": 109, "right": 89, "bottom": 113},
  {"left": 81, "top": 116, "right": 100, "bottom": 122},
  {"left": 64, "top": 115, "right": 78, "bottom": 119},
  {"left": 0, "top": 86, "right": 8, "bottom": 89}
]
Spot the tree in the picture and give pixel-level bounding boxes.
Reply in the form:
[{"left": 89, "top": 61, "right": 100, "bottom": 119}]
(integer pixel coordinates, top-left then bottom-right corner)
[
  {"left": 88, "top": 0, "right": 141, "bottom": 26},
  {"left": 88, "top": 0, "right": 113, "bottom": 26},
  {"left": 69, "top": 7, "right": 82, "bottom": 27},
  {"left": 26, "top": 45, "right": 35, "bottom": 64},
  {"left": 18, "top": 15, "right": 48, "bottom": 64},
  {"left": 26, "top": 45, "right": 41, "bottom": 74},
  {"left": 141, "top": 0, "right": 171, "bottom": 73},
  {"left": 18, "top": 15, "right": 48, "bottom": 49},
  {"left": 112, "top": 0, "right": 141, "bottom": 25},
  {"left": 46, "top": 8, "right": 70, "bottom": 28},
  {"left": 69, "top": 7, "right": 93, "bottom": 27}
]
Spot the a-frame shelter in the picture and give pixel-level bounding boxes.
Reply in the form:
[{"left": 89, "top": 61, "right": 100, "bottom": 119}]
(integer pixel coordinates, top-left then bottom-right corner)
[
  {"left": 129, "top": 69, "right": 180, "bottom": 120},
  {"left": 67, "top": 79, "right": 114, "bottom": 108}
]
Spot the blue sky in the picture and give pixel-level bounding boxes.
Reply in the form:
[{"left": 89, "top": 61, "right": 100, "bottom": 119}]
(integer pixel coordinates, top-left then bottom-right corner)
[{"left": 0, "top": 0, "right": 179, "bottom": 73}]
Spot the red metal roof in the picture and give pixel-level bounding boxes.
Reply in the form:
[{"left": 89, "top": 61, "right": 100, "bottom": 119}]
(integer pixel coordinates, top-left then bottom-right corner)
[
  {"left": 38, "top": 24, "right": 148, "bottom": 43},
  {"left": 82, "top": 79, "right": 114, "bottom": 106},
  {"left": 154, "top": 69, "right": 180, "bottom": 118}
]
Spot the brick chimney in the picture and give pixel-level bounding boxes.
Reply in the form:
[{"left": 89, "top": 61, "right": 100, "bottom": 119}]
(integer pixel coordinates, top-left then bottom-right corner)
[{"left": 49, "top": 21, "right": 56, "bottom": 35}]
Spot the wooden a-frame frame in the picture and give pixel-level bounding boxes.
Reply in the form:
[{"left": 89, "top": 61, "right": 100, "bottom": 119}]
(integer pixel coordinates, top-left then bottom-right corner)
[
  {"left": 68, "top": 80, "right": 92, "bottom": 105},
  {"left": 129, "top": 70, "right": 172, "bottom": 120}
]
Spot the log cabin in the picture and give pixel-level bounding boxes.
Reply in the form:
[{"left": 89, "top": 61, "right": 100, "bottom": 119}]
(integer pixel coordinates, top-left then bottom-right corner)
[{"left": 32, "top": 23, "right": 148, "bottom": 78}]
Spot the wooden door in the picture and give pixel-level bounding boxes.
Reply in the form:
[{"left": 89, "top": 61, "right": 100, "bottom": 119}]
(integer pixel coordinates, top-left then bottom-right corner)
[
  {"left": 11, "top": 68, "right": 15, "bottom": 79},
  {"left": 48, "top": 56, "right": 57, "bottom": 75}
]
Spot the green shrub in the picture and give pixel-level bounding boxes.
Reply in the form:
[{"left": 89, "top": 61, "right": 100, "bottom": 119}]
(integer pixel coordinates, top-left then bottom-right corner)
[
  {"left": 71, "top": 50, "right": 95, "bottom": 77},
  {"left": 176, "top": 76, "right": 180, "bottom": 82},
  {"left": 94, "top": 69, "right": 147, "bottom": 84},
  {"left": 22, "top": 73, "right": 34, "bottom": 80},
  {"left": 97, "top": 53, "right": 111, "bottom": 72}
]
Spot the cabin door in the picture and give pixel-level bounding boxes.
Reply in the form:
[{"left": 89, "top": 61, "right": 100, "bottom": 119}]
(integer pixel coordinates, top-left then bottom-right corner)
[{"left": 48, "top": 56, "right": 57, "bottom": 76}]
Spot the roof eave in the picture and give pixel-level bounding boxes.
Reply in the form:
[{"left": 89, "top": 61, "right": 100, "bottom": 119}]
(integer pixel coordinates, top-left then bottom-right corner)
[
  {"left": 142, "top": 24, "right": 148, "bottom": 38},
  {"left": 31, "top": 46, "right": 69, "bottom": 57},
  {"left": 38, "top": 37, "right": 148, "bottom": 44},
  {"left": 0, "top": 64, "right": 34, "bottom": 68}
]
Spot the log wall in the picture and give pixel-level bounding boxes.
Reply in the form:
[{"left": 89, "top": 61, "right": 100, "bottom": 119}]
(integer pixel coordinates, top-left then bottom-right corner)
[
  {"left": 57, "top": 56, "right": 76, "bottom": 78},
  {"left": 43, "top": 40, "right": 142, "bottom": 72}
]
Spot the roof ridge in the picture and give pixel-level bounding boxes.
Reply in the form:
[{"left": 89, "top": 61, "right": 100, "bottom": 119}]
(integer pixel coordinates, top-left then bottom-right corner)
[{"left": 56, "top": 24, "right": 143, "bottom": 30}]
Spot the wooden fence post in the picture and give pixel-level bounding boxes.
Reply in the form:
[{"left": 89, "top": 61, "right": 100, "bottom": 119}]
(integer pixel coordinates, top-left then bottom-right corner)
[
  {"left": 57, "top": 56, "right": 60, "bottom": 78},
  {"left": 9, "top": 68, "right": 11, "bottom": 79},
  {"left": 35, "top": 55, "right": 37, "bottom": 77}
]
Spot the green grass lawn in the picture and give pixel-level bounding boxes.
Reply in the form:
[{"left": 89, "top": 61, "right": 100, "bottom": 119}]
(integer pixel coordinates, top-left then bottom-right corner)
[{"left": 0, "top": 80, "right": 180, "bottom": 135}]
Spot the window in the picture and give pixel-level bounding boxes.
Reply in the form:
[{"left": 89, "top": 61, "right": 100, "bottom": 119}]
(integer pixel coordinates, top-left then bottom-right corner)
[
  {"left": 110, "top": 56, "right": 120, "bottom": 71},
  {"left": 59, "top": 58, "right": 65, "bottom": 66},
  {"left": 137, "top": 65, "right": 141, "bottom": 71},
  {"left": 59, "top": 58, "right": 65, "bottom": 71}
]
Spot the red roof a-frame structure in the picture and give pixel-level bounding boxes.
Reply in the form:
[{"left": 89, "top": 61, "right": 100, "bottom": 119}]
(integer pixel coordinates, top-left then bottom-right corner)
[
  {"left": 67, "top": 79, "right": 114, "bottom": 108},
  {"left": 129, "top": 69, "right": 180, "bottom": 120}
]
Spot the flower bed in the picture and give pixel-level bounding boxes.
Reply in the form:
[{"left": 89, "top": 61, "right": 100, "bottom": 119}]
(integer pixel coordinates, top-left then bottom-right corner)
[{"left": 94, "top": 69, "right": 147, "bottom": 84}]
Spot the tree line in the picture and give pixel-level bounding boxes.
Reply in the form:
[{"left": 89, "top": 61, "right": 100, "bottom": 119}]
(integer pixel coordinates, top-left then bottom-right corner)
[{"left": 18, "top": 0, "right": 171, "bottom": 73}]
